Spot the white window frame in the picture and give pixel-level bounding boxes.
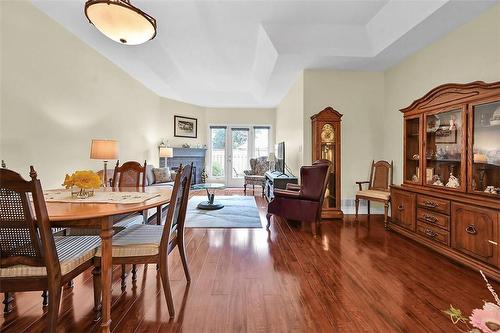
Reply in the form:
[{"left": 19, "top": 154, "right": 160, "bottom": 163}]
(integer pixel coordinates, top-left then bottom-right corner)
[{"left": 207, "top": 124, "right": 273, "bottom": 181}]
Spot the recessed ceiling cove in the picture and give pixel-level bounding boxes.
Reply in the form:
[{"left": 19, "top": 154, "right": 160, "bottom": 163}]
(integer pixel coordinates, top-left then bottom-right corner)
[{"left": 32, "top": 0, "right": 495, "bottom": 108}]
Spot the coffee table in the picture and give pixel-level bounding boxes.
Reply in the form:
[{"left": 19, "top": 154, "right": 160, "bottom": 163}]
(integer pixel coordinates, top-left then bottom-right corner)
[{"left": 191, "top": 183, "right": 226, "bottom": 210}]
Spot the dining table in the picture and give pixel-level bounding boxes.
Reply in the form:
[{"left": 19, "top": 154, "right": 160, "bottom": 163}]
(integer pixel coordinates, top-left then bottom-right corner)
[{"left": 44, "top": 186, "right": 172, "bottom": 333}]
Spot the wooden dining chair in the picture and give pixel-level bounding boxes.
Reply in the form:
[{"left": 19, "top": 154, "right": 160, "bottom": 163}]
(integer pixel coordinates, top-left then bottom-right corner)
[
  {"left": 0, "top": 167, "right": 101, "bottom": 332},
  {"left": 355, "top": 160, "right": 393, "bottom": 229},
  {"left": 111, "top": 160, "right": 150, "bottom": 285},
  {"left": 93, "top": 163, "right": 192, "bottom": 318},
  {"left": 112, "top": 160, "right": 147, "bottom": 188}
]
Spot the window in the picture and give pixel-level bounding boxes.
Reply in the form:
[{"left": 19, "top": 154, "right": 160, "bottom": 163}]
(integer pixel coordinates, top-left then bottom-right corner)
[
  {"left": 254, "top": 126, "right": 270, "bottom": 157},
  {"left": 210, "top": 126, "right": 226, "bottom": 177}
]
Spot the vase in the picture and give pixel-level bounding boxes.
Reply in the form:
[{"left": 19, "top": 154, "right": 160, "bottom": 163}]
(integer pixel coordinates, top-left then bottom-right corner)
[{"left": 71, "top": 187, "right": 95, "bottom": 199}]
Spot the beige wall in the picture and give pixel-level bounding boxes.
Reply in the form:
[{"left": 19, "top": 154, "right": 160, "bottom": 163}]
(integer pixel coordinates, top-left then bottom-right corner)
[
  {"left": 0, "top": 1, "right": 276, "bottom": 188},
  {"left": 1, "top": 1, "right": 163, "bottom": 188},
  {"left": 383, "top": 3, "right": 500, "bottom": 184},
  {"left": 275, "top": 72, "right": 304, "bottom": 177},
  {"left": 303, "top": 70, "right": 385, "bottom": 199},
  {"left": 159, "top": 98, "right": 207, "bottom": 148}
]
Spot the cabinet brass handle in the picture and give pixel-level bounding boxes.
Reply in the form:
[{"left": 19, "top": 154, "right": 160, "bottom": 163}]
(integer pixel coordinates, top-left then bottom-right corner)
[
  {"left": 424, "top": 229, "right": 438, "bottom": 238},
  {"left": 466, "top": 224, "right": 477, "bottom": 235},
  {"left": 489, "top": 240, "right": 498, "bottom": 246},
  {"left": 424, "top": 200, "right": 438, "bottom": 208},
  {"left": 423, "top": 215, "right": 437, "bottom": 223},
  {"left": 397, "top": 205, "right": 404, "bottom": 211}
]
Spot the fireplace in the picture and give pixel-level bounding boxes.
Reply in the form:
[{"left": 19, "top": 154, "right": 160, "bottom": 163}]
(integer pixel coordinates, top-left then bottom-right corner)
[{"left": 160, "top": 148, "right": 206, "bottom": 184}]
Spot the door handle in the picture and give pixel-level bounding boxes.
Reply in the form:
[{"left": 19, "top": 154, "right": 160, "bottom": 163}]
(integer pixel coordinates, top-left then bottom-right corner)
[
  {"left": 424, "top": 229, "right": 438, "bottom": 238},
  {"left": 423, "top": 200, "right": 438, "bottom": 208},
  {"left": 423, "top": 215, "right": 437, "bottom": 223},
  {"left": 465, "top": 224, "right": 477, "bottom": 235}
]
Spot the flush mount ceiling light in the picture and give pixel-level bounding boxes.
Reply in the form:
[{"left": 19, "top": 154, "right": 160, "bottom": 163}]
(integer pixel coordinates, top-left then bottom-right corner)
[{"left": 84, "top": 0, "right": 156, "bottom": 45}]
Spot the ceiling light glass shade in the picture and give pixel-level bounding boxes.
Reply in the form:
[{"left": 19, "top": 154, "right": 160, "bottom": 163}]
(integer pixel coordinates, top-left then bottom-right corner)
[{"left": 85, "top": 0, "right": 156, "bottom": 45}]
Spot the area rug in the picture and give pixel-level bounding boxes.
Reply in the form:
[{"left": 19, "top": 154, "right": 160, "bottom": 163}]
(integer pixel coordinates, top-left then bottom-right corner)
[{"left": 185, "top": 196, "right": 262, "bottom": 228}]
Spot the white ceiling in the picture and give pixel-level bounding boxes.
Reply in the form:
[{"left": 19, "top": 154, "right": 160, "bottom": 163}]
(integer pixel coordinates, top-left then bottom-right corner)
[{"left": 32, "top": 0, "right": 496, "bottom": 108}]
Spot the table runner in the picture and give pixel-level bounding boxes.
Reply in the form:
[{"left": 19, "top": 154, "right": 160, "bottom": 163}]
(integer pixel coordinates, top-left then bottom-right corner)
[{"left": 43, "top": 190, "right": 160, "bottom": 204}]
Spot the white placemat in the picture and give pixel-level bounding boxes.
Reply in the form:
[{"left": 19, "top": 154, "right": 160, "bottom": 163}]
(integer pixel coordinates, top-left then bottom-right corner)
[{"left": 43, "top": 190, "right": 160, "bottom": 204}]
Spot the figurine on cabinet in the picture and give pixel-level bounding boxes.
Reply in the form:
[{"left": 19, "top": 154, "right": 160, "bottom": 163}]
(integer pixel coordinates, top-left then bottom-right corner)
[
  {"left": 445, "top": 173, "right": 460, "bottom": 188},
  {"left": 484, "top": 186, "right": 500, "bottom": 195},
  {"left": 449, "top": 114, "right": 457, "bottom": 130},
  {"left": 432, "top": 175, "right": 444, "bottom": 186}
]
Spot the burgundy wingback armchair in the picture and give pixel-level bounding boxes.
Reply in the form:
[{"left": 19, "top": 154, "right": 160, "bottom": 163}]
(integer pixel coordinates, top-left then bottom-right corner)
[{"left": 266, "top": 160, "right": 331, "bottom": 232}]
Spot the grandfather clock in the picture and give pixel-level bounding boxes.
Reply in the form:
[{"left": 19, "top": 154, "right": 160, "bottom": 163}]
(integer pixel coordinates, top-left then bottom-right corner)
[{"left": 311, "top": 107, "right": 343, "bottom": 219}]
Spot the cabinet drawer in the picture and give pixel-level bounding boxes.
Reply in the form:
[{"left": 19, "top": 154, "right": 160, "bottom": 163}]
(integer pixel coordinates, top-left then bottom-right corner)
[
  {"left": 417, "top": 221, "right": 450, "bottom": 246},
  {"left": 417, "top": 208, "right": 450, "bottom": 231},
  {"left": 391, "top": 189, "right": 416, "bottom": 231},
  {"left": 417, "top": 195, "right": 450, "bottom": 215}
]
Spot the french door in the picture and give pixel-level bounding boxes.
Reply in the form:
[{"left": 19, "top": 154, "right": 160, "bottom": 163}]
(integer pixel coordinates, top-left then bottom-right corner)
[{"left": 209, "top": 125, "right": 270, "bottom": 187}]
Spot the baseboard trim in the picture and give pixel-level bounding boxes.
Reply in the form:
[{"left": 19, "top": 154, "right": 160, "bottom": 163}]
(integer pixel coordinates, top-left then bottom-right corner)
[{"left": 341, "top": 199, "right": 384, "bottom": 214}]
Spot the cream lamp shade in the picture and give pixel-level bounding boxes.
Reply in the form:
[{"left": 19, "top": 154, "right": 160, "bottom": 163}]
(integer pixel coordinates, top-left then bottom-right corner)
[
  {"left": 90, "top": 139, "right": 119, "bottom": 160},
  {"left": 84, "top": 0, "right": 157, "bottom": 45},
  {"left": 159, "top": 147, "right": 173, "bottom": 158}
]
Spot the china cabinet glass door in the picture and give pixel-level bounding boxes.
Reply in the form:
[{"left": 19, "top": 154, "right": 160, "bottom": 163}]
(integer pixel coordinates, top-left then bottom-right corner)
[
  {"left": 423, "top": 107, "right": 466, "bottom": 191},
  {"left": 470, "top": 100, "right": 500, "bottom": 196},
  {"left": 404, "top": 116, "right": 421, "bottom": 184}
]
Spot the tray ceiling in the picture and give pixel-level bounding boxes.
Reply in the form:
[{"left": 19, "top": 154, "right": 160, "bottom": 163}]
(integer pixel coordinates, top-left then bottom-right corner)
[{"left": 32, "top": 0, "right": 496, "bottom": 107}]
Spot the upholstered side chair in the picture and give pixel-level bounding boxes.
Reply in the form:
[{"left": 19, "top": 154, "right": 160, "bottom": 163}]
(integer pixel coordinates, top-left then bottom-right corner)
[
  {"left": 355, "top": 160, "right": 393, "bottom": 229},
  {"left": 243, "top": 156, "right": 269, "bottom": 196},
  {"left": 0, "top": 167, "right": 100, "bottom": 333},
  {"left": 93, "top": 164, "right": 192, "bottom": 319},
  {"left": 266, "top": 160, "right": 331, "bottom": 234}
]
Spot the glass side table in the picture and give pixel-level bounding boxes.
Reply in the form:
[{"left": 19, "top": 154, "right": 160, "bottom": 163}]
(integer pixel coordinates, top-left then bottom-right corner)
[{"left": 191, "top": 183, "right": 226, "bottom": 210}]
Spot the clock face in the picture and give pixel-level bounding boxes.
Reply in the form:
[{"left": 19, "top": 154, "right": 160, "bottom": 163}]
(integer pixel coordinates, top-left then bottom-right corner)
[{"left": 321, "top": 124, "right": 335, "bottom": 142}]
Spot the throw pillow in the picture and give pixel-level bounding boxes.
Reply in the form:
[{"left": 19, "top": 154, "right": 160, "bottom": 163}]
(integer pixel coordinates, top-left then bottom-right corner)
[
  {"left": 153, "top": 167, "right": 171, "bottom": 183},
  {"left": 145, "top": 164, "right": 155, "bottom": 185}
]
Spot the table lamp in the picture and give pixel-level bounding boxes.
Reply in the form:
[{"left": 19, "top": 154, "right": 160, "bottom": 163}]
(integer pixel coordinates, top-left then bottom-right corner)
[
  {"left": 159, "top": 147, "right": 173, "bottom": 159},
  {"left": 90, "top": 139, "right": 119, "bottom": 187}
]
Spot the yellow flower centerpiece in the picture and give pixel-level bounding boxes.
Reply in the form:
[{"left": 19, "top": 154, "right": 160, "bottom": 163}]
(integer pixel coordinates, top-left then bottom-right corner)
[{"left": 63, "top": 170, "right": 101, "bottom": 199}]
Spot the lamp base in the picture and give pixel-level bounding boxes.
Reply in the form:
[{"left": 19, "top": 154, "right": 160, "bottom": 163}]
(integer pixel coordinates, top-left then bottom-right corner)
[{"left": 103, "top": 160, "right": 108, "bottom": 187}]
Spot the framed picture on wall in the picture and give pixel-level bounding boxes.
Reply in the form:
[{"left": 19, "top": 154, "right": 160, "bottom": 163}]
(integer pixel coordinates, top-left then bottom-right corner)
[{"left": 174, "top": 115, "right": 197, "bottom": 138}]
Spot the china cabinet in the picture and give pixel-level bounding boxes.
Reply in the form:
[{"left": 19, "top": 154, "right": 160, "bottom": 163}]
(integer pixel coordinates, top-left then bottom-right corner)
[
  {"left": 311, "top": 107, "right": 343, "bottom": 219},
  {"left": 391, "top": 81, "right": 500, "bottom": 280}
]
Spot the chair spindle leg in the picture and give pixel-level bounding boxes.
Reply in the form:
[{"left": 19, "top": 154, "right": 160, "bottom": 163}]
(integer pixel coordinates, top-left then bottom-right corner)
[
  {"left": 121, "top": 264, "right": 127, "bottom": 289},
  {"left": 3, "top": 292, "right": 13, "bottom": 314},
  {"left": 92, "top": 266, "right": 102, "bottom": 321},
  {"left": 132, "top": 264, "right": 137, "bottom": 281},
  {"left": 42, "top": 290, "right": 49, "bottom": 307}
]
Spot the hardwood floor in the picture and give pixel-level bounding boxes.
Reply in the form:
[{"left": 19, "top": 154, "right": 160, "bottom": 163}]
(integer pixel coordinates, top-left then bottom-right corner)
[{"left": 1, "top": 190, "right": 497, "bottom": 332}]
